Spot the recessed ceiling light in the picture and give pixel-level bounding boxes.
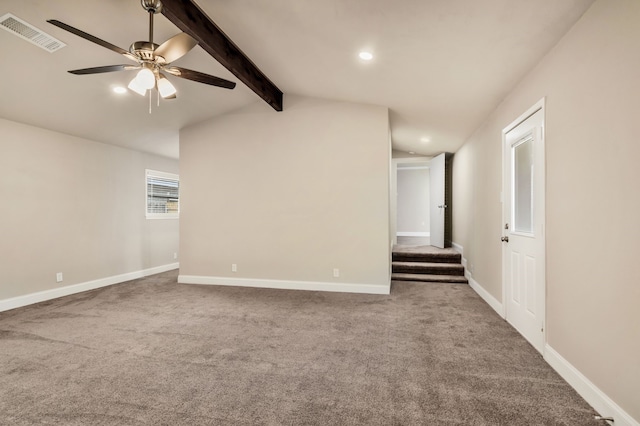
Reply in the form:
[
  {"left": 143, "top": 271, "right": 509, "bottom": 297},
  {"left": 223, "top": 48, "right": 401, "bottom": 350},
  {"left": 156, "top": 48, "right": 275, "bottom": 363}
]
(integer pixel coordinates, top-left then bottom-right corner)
[
  {"left": 112, "top": 86, "right": 127, "bottom": 94},
  {"left": 420, "top": 137, "right": 430, "bottom": 143},
  {"left": 409, "top": 151, "right": 415, "bottom": 155},
  {"left": 359, "top": 51, "right": 373, "bottom": 61}
]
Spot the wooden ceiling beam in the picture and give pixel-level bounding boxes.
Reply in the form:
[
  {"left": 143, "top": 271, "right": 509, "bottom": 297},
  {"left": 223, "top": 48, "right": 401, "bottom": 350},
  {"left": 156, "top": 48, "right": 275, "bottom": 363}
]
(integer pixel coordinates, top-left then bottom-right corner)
[{"left": 160, "top": 0, "right": 283, "bottom": 111}]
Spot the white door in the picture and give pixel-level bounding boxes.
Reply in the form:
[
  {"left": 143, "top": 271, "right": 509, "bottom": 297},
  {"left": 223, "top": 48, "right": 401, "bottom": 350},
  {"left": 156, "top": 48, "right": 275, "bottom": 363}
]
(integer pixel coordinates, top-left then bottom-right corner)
[
  {"left": 429, "top": 153, "right": 445, "bottom": 248},
  {"left": 502, "top": 103, "right": 545, "bottom": 353}
]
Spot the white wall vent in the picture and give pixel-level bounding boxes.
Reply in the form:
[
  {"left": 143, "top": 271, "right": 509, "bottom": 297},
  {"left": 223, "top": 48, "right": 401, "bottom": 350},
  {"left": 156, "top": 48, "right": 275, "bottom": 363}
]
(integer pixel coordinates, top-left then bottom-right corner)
[{"left": 0, "top": 13, "right": 66, "bottom": 52}]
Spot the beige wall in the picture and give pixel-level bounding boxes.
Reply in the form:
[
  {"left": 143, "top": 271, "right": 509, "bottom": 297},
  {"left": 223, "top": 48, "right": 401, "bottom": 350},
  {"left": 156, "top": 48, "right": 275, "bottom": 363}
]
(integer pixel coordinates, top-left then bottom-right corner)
[
  {"left": 0, "top": 118, "right": 179, "bottom": 301},
  {"left": 452, "top": 0, "right": 640, "bottom": 420},
  {"left": 179, "top": 95, "right": 390, "bottom": 288}
]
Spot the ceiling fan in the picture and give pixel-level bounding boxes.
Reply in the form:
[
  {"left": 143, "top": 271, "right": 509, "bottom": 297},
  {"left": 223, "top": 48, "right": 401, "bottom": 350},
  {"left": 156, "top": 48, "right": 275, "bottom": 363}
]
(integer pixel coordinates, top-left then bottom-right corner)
[{"left": 47, "top": 0, "right": 236, "bottom": 100}]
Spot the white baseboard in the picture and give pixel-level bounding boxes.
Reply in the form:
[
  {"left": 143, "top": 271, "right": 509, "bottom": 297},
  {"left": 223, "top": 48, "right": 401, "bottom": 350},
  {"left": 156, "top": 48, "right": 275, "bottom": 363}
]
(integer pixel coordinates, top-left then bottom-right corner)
[
  {"left": 178, "top": 275, "right": 390, "bottom": 295},
  {"left": 467, "top": 274, "right": 504, "bottom": 317},
  {"left": 452, "top": 242, "right": 463, "bottom": 255},
  {"left": 451, "top": 241, "right": 503, "bottom": 317},
  {"left": 396, "top": 232, "right": 430, "bottom": 237},
  {"left": 545, "top": 345, "right": 639, "bottom": 426},
  {"left": 142, "top": 263, "right": 179, "bottom": 276},
  {"left": 451, "top": 242, "right": 466, "bottom": 268},
  {"left": 0, "top": 263, "right": 179, "bottom": 313}
]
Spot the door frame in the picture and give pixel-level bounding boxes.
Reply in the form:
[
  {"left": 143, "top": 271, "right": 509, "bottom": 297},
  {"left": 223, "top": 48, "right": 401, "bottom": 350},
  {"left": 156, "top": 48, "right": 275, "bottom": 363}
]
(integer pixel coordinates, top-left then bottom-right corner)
[
  {"left": 429, "top": 152, "right": 444, "bottom": 248},
  {"left": 501, "top": 97, "right": 546, "bottom": 353},
  {"left": 391, "top": 156, "right": 432, "bottom": 245}
]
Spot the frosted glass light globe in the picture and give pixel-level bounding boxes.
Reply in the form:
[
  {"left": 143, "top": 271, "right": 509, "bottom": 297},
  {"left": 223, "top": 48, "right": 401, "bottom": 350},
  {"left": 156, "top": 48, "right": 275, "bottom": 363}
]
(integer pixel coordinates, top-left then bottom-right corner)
[{"left": 136, "top": 68, "right": 156, "bottom": 90}]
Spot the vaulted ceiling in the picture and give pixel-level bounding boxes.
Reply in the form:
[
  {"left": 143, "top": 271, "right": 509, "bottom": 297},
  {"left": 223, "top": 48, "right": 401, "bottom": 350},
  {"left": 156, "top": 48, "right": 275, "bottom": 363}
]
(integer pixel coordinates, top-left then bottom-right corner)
[{"left": 0, "top": 0, "right": 594, "bottom": 159}]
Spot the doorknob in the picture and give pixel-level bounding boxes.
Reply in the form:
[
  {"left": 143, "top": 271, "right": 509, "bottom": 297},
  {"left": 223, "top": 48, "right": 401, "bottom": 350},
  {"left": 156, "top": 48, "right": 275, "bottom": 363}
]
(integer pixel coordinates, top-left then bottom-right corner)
[
  {"left": 438, "top": 204, "right": 447, "bottom": 209},
  {"left": 501, "top": 236, "right": 509, "bottom": 242}
]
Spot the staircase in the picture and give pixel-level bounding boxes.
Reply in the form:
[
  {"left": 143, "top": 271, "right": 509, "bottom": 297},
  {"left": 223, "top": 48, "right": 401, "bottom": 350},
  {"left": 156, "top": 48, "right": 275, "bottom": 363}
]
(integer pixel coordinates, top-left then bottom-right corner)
[{"left": 392, "top": 247, "right": 468, "bottom": 284}]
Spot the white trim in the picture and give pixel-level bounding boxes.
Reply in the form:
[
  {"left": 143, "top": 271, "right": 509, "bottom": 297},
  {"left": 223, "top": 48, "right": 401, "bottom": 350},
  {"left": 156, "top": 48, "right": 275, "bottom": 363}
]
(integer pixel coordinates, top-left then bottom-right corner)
[
  {"left": 178, "top": 275, "right": 390, "bottom": 295},
  {"left": 142, "top": 263, "right": 179, "bottom": 276},
  {"left": 451, "top": 242, "right": 468, "bottom": 268},
  {"left": 145, "top": 169, "right": 178, "bottom": 181},
  {"left": 146, "top": 215, "right": 179, "bottom": 220},
  {"left": 451, "top": 241, "right": 504, "bottom": 317},
  {"left": 397, "top": 165, "right": 429, "bottom": 170},
  {"left": 392, "top": 157, "right": 432, "bottom": 165},
  {"left": 545, "top": 345, "right": 639, "bottom": 426},
  {"left": 0, "top": 263, "right": 179, "bottom": 313},
  {"left": 502, "top": 98, "right": 546, "bottom": 135},
  {"left": 396, "top": 231, "right": 430, "bottom": 237},
  {"left": 468, "top": 274, "right": 504, "bottom": 317},
  {"left": 452, "top": 241, "right": 467, "bottom": 275}
]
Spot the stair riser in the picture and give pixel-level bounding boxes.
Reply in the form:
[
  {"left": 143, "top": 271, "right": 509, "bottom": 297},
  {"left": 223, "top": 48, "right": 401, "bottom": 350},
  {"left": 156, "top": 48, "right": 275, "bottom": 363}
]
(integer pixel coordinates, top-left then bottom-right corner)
[
  {"left": 391, "top": 274, "right": 468, "bottom": 284},
  {"left": 392, "top": 253, "right": 461, "bottom": 264},
  {"left": 392, "top": 277, "right": 468, "bottom": 284},
  {"left": 392, "top": 265, "right": 464, "bottom": 276}
]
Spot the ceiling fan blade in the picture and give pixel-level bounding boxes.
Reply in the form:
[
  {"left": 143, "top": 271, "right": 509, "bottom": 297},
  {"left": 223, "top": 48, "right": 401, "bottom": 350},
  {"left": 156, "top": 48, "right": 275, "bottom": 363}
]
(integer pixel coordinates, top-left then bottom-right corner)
[
  {"left": 165, "top": 67, "right": 236, "bottom": 89},
  {"left": 68, "top": 65, "right": 139, "bottom": 75},
  {"left": 155, "top": 33, "right": 197, "bottom": 64},
  {"left": 47, "top": 20, "right": 137, "bottom": 61}
]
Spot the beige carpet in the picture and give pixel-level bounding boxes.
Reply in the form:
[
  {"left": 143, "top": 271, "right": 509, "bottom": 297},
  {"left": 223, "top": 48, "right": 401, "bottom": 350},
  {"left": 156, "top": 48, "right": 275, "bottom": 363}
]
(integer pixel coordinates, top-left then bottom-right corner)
[{"left": 0, "top": 270, "right": 599, "bottom": 425}]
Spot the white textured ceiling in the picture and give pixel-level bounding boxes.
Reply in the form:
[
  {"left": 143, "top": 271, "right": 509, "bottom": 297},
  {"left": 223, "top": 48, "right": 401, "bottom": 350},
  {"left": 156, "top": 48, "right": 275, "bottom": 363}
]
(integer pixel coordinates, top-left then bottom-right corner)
[{"left": 0, "top": 0, "right": 594, "bottom": 159}]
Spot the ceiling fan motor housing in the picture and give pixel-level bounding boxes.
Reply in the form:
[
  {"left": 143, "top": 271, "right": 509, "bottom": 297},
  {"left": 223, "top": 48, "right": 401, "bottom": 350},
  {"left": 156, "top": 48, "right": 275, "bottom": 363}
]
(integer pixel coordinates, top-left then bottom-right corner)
[
  {"left": 141, "top": 0, "right": 163, "bottom": 14},
  {"left": 130, "top": 41, "right": 159, "bottom": 61}
]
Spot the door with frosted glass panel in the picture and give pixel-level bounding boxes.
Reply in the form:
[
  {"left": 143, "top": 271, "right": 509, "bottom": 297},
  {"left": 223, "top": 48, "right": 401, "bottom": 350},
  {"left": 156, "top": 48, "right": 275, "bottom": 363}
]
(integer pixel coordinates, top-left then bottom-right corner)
[{"left": 502, "top": 107, "right": 545, "bottom": 354}]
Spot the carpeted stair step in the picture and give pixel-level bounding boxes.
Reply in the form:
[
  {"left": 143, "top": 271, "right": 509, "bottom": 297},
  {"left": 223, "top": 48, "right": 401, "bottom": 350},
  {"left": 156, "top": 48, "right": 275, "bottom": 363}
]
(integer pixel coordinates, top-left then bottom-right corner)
[
  {"left": 391, "top": 273, "right": 468, "bottom": 284},
  {"left": 392, "top": 251, "right": 461, "bottom": 264},
  {"left": 392, "top": 261, "right": 465, "bottom": 276}
]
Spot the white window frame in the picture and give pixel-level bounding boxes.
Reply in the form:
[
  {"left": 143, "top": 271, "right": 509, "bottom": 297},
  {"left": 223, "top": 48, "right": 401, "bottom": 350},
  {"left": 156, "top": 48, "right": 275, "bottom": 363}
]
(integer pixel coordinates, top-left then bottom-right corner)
[{"left": 146, "top": 169, "right": 179, "bottom": 219}]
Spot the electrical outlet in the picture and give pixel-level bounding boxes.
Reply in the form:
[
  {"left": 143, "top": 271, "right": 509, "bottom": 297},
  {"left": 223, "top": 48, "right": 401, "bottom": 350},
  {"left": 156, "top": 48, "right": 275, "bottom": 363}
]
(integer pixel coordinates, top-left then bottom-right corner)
[
  {"left": 173, "top": 252, "right": 178, "bottom": 260},
  {"left": 232, "top": 264, "right": 237, "bottom": 273},
  {"left": 333, "top": 268, "right": 340, "bottom": 278},
  {"left": 56, "top": 272, "right": 63, "bottom": 283}
]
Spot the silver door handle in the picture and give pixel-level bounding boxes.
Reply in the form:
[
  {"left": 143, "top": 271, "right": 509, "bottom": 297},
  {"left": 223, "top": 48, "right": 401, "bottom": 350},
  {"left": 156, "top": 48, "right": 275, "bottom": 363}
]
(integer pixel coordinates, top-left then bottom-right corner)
[
  {"left": 501, "top": 236, "right": 509, "bottom": 243},
  {"left": 438, "top": 204, "right": 447, "bottom": 209}
]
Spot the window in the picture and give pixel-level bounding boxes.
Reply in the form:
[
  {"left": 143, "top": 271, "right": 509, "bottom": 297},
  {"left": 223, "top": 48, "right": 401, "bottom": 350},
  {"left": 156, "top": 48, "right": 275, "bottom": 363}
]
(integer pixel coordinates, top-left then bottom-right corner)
[{"left": 146, "top": 169, "right": 179, "bottom": 219}]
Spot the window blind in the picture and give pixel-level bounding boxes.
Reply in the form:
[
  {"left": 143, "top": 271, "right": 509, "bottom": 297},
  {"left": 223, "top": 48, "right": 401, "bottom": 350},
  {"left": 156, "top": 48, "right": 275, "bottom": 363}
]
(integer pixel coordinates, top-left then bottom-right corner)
[{"left": 146, "top": 170, "right": 179, "bottom": 218}]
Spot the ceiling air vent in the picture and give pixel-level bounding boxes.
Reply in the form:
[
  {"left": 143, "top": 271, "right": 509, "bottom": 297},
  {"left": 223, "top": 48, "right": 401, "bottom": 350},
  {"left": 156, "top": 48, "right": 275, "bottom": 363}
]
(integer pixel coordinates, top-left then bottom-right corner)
[{"left": 0, "top": 13, "right": 65, "bottom": 52}]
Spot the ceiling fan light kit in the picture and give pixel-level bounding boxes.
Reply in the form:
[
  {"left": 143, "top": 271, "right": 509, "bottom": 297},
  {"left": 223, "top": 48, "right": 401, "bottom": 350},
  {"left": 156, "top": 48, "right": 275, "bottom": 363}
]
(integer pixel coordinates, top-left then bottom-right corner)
[
  {"left": 135, "top": 66, "right": 156, "bottom": 90},
  {"left": 157, "top": 74, "right": 177, "bottom": 98},
  {"left": 47, "top": 0, "right": 235, "bottom": 110},
  {"left": 128, "top": 77, "right": 147, "bottom": 96}
]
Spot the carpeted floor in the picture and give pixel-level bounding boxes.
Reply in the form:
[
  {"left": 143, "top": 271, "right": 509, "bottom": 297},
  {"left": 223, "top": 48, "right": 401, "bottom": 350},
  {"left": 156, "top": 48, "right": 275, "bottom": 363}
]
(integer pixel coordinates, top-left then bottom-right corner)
[{"left": 0, "top": 270, "right": 599, "bottom": 425}]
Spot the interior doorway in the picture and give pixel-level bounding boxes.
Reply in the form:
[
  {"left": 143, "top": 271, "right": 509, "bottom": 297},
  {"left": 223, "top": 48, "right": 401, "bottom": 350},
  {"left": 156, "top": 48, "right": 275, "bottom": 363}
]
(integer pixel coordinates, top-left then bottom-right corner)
[
  {"left": 396, "top": 161, "right": 430, "bottom": 246},
  {"left": 502, "top": 99, "right": 546, "bottom": 354},
  {"left": 391, "top": 152, "right": 452, "bottom": 248}
]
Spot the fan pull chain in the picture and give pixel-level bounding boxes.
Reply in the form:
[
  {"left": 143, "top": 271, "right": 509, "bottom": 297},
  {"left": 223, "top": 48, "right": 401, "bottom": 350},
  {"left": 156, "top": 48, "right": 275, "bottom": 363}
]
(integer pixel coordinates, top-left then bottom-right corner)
[
  {"left": 157, "top": 89, "right": 160, "bottom": 107},
  {"left": 149, "top": 90, "right": 152, "bottom": 114}
]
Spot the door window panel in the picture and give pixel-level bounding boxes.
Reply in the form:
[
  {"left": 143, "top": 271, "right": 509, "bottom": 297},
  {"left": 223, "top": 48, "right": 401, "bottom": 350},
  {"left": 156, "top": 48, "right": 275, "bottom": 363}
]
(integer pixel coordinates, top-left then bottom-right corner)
[{"left": 513, "top": 135, "right": 534, "bottom": 234}]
